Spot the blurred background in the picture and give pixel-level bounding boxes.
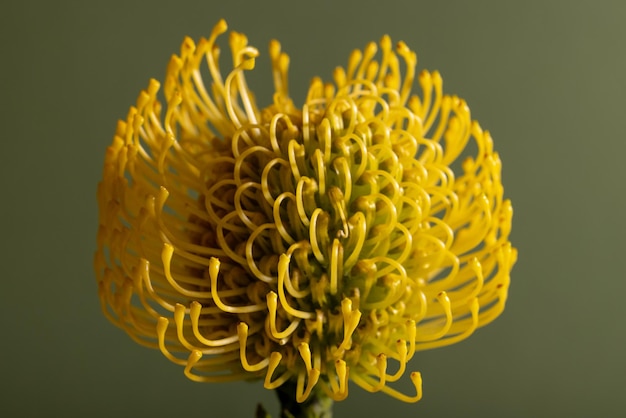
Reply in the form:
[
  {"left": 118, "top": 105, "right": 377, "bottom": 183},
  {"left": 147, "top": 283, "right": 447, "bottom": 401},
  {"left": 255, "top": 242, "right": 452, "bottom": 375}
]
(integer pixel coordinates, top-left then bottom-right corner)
[{"left": 1, "top": 1, "right": 625, "bottom": 417}]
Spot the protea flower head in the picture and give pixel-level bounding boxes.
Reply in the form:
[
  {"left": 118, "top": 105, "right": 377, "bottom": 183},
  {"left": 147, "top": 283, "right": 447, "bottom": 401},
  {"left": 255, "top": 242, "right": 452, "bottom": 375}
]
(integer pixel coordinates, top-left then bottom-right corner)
[{"left": 95, "top": 19, "right": 516, "bottom": 404}]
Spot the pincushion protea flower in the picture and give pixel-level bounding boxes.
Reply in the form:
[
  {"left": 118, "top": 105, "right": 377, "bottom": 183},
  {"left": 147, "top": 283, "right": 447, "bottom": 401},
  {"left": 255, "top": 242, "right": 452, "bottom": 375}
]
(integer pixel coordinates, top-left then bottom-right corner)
[{"left": 95, "top": 19, "right": 516, "bottom": 411}]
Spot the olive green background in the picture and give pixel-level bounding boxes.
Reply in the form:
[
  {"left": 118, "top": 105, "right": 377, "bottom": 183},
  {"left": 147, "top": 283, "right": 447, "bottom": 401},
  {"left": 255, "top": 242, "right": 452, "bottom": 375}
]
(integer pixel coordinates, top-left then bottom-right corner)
[{"left": 1, "top": 1, "right": 624, "bottom": 417}]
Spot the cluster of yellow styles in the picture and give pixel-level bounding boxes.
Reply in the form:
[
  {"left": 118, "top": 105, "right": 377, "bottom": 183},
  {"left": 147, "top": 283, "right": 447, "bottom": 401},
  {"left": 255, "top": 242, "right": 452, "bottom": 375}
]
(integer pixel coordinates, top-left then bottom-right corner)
[{"left": 95, "top": 19, "right": 516, "bottom": 403}]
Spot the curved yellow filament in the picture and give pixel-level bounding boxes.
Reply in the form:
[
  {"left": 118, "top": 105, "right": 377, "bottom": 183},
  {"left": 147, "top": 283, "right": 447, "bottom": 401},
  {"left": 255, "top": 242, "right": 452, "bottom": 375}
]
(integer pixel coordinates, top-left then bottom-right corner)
[
  {"left": 237, "top": 322, "right": 270, "bottom": 372},
  {"left": 326, "top": 359, "right": 349, "bottom": 401},
  {"left": 173, "top": 303, "right": 240, "bottom": 355},
  {"left": 448, "top": 258, "right": 485, "bottom": 307},
  {"left": 367, "top": 256, "right": 408, "bottom": 283},
  {"left": 260, "top": 157, "right": 288, "bottom": 205},
  {"left": 396, "top": 41, "right": 416, "bottom": 106},
  {"left": 334, "top": 298, "right": 362, "bottom": 356},
  {"left": 233, "top": 145, "right": 273, "bottom": 181},
  {"left": 416, "top": 298, "right": 480, "bottom": 351},
  {"left": 332, "top": 157, "right": 353, "bottom": 203},
  {"left": 310, "top": 150, "right": 325, "bottom": 197},
  {"left": 229, "top": 34, "right": 259, "bottom": 126},
  {"left": 352, "top": 370, "right": 422, "bottom": 403},
  {"left": 328, "top": 187, "right": 349, "bottom": 239},
  {"left": 137, "top": 259, "right": 179, "bottom": 313},
  {"left": 277, "top": 254, "right": 314, "bottom": 319},
  {"left": 415, "top": 291, "right": 453, "bottom": 342},
  {"left": 382, "top": 372, "right": 422, "bottom": 403},
  {"left": 269, "top": 40, "right": 289, "bottom": 102},
  {"left": 245, "top": 223, "right": 280, "bottom": 283},
  {"left": 183, "top": 350, "right": 249, "bottom": 382},
  {"left": 329, "top": 239, "right": 343, "bottom": 295},
  {"left": 183, "top": 350, "right": 204, "bottom": 381},
  {"left": 156, "top": 317, "right": 187, "bottom": 366},
  {"left": 161, "top": 243, "right": 211, "bottom": 298},
  {"left": 273, "top": 192, "right": 297, "bottom": 246},
  {"left": 209, "top": 257, "right": 265, "bottom": 313},
  {"left": 266, "top": 291, "right": 301, "bottom": 340},
  {"left": 283, "top": 242, "right": 312, "bottom": 299},
  {"left": 296, "top": 367, "right": 321, "bottom": 403},
  {"left": 405, "top": 320, "right": 417, "bottom": 361},
  {"left": 301, "top": 103, "right": 311, "bottom": 147},
  {"left": 223, "top": 55, "right": 258, "bottom": 129},
  {"left": 343, "top": 212, "right": 367, "bottom": 269},
  {"left": 371, "top": 354, "right": 388, "bottom": 391},
  {"left": 309, "top": 208, "right": 327, "bottom": 264},
  {"left": 297, "top": 342, "right": 313, "bottom": 372},
  {"left": 317, "top": 118, "right": 332, "bottom": 163},
  {"left": 287, "top": 139, "right": 304, "bottom": 184},
  {"left": 295, "top": 177, "right": 316, "bottom": 227},
  {"left": 385, "top": 339, "right": 408, "bottom": 382},
  {"left": 263, "top": 352, "right": 292, "bottom": 389},
  {"left": 477, "top": 279, "right": 509, "bottom": 328},
  {"left": 189, "top": 301, "right": 244, "bottom": 347}
]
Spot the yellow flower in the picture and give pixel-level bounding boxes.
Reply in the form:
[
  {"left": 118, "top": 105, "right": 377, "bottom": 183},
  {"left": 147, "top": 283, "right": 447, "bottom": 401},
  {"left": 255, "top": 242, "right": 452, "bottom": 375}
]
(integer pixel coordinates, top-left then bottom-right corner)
[{"left": 95, "top": 19, "right": 516, "bottom": 404}]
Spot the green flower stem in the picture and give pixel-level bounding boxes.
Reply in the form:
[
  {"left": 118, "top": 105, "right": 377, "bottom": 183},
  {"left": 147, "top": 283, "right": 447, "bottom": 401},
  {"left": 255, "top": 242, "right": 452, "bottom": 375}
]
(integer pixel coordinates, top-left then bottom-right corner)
[{"left": 271, "top": 381, "right": 334, "bottom": 418}]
